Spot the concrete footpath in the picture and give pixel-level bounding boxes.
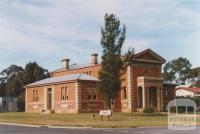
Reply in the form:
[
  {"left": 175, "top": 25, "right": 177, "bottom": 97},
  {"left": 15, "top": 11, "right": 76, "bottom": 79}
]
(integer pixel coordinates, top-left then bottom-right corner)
[{"left": 0, "top": 122, "right": 91, "bottom": 129}]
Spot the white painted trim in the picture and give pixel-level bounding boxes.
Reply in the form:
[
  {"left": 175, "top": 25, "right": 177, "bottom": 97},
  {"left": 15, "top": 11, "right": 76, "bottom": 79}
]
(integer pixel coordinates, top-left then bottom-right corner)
[
  {"left": 142, "top": 86, "right": 146, "bottom": 109},
  {"left": 25, "top": 88, "right": 28, "bottom": 112}
]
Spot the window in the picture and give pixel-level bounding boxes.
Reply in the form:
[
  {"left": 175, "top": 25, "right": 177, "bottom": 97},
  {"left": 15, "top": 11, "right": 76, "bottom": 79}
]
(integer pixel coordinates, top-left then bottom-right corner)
[
  {"left": 61, "top": 86, "right": 68, "bottom": 101},
  {"left": 33, "top": 89, "right": 39, "bottom": 102},
  {"left": 88, "top": 88, "right": 96, "bottom": 101},
  {"left": 36, "top": 90, "right": 39, "bottom": 101},
  {"left": 123, "top": 87, "right": 127, "bottom": 100},
  {"left": 32, "top": 90, "right": 35, "bottom": 102}
]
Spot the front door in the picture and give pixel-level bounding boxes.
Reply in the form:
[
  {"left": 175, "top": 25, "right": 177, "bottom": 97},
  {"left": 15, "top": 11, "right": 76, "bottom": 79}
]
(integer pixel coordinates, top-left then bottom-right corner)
[
  {"left": 149, "top": 87, "right": 157, "bottom": 108},
  {"left": 47, "top": 88, "right": 52, "bottom": 110}
]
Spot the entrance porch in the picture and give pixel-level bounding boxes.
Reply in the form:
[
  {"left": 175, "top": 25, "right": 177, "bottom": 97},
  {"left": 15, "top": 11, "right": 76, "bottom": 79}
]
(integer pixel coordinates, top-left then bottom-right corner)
[{"left": 137, "top": 77, "right": 163, "bottom": 112}]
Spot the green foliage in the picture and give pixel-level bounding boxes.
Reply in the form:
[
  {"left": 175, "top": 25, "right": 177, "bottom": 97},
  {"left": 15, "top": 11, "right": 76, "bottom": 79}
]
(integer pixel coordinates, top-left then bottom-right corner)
[
  {"left": 193, "top": 80, "right": 200, "bottom": 88},
  {"left": 23, "top": 62, "right": 49, "bottom": 85},
  {"left": 0, "top": 65, "right": 24, "bottom": 96},
  {"left": 0, "top": 62, "right": 50, "bottom": 111},
  {"left": 123, "top": 47, "right": 135, "bottom": 67},
  {"left": 163, "top": 57, "right": 192, "bottom": 85},
  {"left": 190, "top": 67, "right": 200, "bottom": 88},
  {"left": 0, "top": 83, "right": 6, "bottom": 96},
  {"left": 97, "top": 13, "right": 126, "bottom": 109},
  {"left": 194, "top": 97, "right": 200, "bottom": 106},
  {"left": 143, "top": 107, "right": 155, "bottom": 113}
]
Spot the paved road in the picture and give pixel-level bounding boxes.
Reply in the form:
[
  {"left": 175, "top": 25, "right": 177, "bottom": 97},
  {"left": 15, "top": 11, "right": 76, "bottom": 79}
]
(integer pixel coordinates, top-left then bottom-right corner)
[{"left": 0, "top": 124, "right": 199, "bottom": 134}]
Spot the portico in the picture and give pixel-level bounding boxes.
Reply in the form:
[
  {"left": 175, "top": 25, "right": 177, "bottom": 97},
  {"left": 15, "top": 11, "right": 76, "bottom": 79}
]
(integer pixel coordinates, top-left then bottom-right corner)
[{"left": 137, "top": 77, "right": 163, "bottom": 112}]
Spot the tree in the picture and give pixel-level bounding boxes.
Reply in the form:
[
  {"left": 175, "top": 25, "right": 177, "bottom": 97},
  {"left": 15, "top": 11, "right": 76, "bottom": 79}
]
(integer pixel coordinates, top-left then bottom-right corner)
[
  {"left": 190, "top": 67, "right": 200, "bottom": 87},
  {"left": 0, "top": 83, "right": 6, "bottom": 96},
  {"left": 0, "top": 62, "right": 50, "bottom": 111},
  {"left": 123, "top": 47, "right": 135, "bottom": 67},
  {"left": 23, "top": 62, "right": 49, "bottom": 85},
  {"left": 163, "top": 57, "right": 192, "bottom": 85},
  {"left": 19, "top": 62, "right": 50, "bottom": 111},
  {"left": 97, "top": 13, "right": 126, "bottom": 109},
  {"left": 0, "top": 65, "right": 24, "bottom": 96}
]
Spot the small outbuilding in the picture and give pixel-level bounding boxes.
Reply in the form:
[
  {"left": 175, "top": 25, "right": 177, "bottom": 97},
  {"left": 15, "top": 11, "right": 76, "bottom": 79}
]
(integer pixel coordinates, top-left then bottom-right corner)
[
  {"left": 0, "top": 97, "right": 18, "bottom": 112},
  {"left": 176, "top": 87, "right": 200, "bottom": 98}
]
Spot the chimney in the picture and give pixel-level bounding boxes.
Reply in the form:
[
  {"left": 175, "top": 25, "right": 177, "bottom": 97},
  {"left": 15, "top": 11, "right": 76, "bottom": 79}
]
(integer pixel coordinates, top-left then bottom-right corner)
[
  {"left": 91, "top": 53, "right": 98, "bottom": 65},
  {"left": 61, "top": 58, "right": 70, "bottom": 69}
]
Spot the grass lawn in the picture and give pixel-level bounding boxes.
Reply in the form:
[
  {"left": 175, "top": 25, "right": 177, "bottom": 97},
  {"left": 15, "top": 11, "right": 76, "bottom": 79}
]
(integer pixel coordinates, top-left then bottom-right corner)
[
  {"left": 1, "top": 112, "right": 200, "bottom": 128},
  {"left": 0, "top": 112, "right": 171, "bottom": 128}
]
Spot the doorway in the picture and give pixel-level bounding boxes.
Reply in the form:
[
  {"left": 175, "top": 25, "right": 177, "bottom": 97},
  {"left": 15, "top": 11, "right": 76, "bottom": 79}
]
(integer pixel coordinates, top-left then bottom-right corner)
[
  {"left": 149, "top": 87, "right": 157, "bottom": 108},
  {"left": 47, "top": 88, "right": 52, "bottom": 110}
]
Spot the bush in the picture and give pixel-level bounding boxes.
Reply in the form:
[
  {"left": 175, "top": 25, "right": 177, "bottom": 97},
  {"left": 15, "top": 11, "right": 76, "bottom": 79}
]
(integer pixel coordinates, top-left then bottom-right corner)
[
  {"left": 143, "top": 107, "right": 155, "bottom": 113},
  {"left": 50, "top": 110, "right": 55, "bottom": 114}
]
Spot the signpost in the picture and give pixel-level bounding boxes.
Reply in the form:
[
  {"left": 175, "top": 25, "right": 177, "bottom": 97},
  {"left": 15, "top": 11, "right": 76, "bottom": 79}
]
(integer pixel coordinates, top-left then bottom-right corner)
[{"left": 99, "top": 110, "right": 112, "bottom": 120}]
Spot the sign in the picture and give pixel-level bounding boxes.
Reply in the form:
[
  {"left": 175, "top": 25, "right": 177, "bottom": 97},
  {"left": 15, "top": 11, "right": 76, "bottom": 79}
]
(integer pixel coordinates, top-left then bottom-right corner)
[
  {"left": 167, "top": 98, "right": 197, "bottom": 130},
  {"left": 99, "top": 110, "right": 112, "bottom": 116}
]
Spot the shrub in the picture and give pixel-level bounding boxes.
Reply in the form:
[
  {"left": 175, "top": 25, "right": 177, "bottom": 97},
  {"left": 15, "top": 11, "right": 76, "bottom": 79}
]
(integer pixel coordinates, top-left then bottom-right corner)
[
  {"left": 143, "top": 107, "right": 155, "bottom": 113},
  {"left": 50, "top": 110, "right": 55, "bottom": 114}
]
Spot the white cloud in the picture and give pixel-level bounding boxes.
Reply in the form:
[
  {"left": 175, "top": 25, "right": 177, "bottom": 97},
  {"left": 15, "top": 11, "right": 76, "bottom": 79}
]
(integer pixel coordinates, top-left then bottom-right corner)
[
  {"left": 123, "top": 38, "right": 157, "bottom": 53},
  {"left": 0, "top": 0, "right": 200, "bottom": 70}
]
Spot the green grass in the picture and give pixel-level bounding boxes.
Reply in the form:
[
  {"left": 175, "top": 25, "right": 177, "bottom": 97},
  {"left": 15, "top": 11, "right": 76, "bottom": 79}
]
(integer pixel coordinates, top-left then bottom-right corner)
[{"left": 0, "top": 112, "right": 171, "bottom": 128}]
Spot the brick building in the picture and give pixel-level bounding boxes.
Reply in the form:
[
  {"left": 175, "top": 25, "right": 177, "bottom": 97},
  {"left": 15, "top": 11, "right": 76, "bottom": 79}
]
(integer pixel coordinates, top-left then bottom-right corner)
[{"left": 25, "top": 49, "right": 175, "bottom": 113}]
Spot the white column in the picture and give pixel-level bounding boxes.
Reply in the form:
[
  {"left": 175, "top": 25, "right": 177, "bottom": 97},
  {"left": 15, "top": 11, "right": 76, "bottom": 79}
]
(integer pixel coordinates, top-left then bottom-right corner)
[
  {"left": 142, "top": 86, "right": 146, "bottom": 109},
  {"left": 43, "top": 87, "right": 47, "bottom": 110},
  {"left": 127, "top": 65, "right": 133, "bottom": 111}
]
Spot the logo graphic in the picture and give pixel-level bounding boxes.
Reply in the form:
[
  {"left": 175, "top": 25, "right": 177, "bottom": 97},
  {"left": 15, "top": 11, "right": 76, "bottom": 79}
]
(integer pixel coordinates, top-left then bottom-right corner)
[{"left": 166, "top": 98, "right": 197, "bottom": 130}]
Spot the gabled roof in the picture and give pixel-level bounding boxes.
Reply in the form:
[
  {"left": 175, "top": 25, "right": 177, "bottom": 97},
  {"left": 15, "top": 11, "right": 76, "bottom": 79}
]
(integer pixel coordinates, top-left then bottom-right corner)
[
  {"left": 176, "top": 87, "right": 200, "bottom": 93},
  {"left": 134, "top": 49, "right": 166, "bottom": 64},
  {"left": 25, "top": 73, "right": 99, "bottom": 87}
]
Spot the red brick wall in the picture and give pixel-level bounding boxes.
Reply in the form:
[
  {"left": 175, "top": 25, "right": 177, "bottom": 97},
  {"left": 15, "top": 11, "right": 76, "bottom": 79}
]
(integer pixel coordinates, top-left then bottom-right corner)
[
  {"left": 26, "top": 86, "right": 44, "bottom": 113},
  {"left": 26, "top": 81, "right": 105, "bottom": 113},
  {"left": 51, "top": 65, "right": 101, "bottom": 77},
  {"left": 131, "top": 63, "right": 162, "bottom": 111},
  {"left": 80, "top": 81, "right": 104, "bottom": 113},
  {"left": 54, "top": 82, "right": 76, "bottom": 113}
]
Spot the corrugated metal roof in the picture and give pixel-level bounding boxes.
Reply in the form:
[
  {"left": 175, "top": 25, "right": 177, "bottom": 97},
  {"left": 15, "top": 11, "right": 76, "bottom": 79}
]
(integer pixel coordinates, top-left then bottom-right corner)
[
  {"left": 176, "top": 87, "right": 200, "bottom": 93},
  {"left": 26, "top": 73, "right": 99, "bottom": 87},
  {"left": 163, "top": 81, "right": 177, "bottom": 85},
  {"left": 52, "top": 64, "right": 100, "bottom": 73}
]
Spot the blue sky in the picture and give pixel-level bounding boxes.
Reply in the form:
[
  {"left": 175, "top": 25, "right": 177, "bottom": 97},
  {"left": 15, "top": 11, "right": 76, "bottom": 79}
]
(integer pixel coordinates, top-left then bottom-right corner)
[{"left": 0, "top": 0, "right": 200, "bottom": 71}]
